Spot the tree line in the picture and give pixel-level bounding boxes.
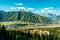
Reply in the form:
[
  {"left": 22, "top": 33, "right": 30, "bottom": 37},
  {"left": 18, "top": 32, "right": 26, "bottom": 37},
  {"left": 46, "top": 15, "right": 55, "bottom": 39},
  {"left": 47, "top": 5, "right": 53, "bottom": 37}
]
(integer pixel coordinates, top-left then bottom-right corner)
[{"left": 0, "top": 25, "right": 60, "bottom": 40}]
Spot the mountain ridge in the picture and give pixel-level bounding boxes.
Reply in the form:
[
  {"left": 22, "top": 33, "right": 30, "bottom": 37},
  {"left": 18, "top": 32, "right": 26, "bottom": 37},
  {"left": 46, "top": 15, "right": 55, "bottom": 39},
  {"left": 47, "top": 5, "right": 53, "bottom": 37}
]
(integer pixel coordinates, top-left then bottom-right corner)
[{"left": 0, "top": 10, "right": 52, "bottom": 24}]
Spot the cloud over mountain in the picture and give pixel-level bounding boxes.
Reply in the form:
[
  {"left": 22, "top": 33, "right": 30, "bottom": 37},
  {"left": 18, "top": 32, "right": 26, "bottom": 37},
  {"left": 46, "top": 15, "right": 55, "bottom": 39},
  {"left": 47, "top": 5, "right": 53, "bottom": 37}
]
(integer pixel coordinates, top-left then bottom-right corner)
[
  {"left": 10, "top": 3, "right": 57, "bottom": 15},
  {"left": 17, "top": 7, "right": 26, "bottom": 10},
  {"left": 10, "top": 7, "right": 16, "bottom": 10},
  {"left": 40, "top": 7, "right": 56, "bottom": 14}
]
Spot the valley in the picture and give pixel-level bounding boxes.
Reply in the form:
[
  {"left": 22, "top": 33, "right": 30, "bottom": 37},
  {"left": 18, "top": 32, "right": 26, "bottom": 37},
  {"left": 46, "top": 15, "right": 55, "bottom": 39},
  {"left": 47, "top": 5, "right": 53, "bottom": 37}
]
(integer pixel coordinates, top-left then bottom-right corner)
[{"left": 0, "top": 10, "right": 60, "bottom": 40}]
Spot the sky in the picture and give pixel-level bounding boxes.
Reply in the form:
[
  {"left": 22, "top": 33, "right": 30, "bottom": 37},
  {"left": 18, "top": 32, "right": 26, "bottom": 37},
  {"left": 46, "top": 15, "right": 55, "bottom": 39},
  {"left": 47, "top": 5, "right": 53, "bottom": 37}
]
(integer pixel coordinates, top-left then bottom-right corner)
[{"left": 0, "top": 0, "right": 60, "bottom": 15}]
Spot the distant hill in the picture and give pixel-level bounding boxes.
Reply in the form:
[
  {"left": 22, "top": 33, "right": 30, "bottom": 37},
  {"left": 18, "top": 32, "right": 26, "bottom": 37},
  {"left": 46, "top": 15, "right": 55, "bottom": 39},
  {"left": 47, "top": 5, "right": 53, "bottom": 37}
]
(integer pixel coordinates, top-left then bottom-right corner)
[
  {"left": 47, "top": 13, "right": 56, "bottom": 19},
  {"left": 56, "top": 15, "right": 60, "bottom": 20},
  {"left": 0, "top": 11, "right": 52, "bottom": 24},
  {"left": 56, "top": 15, "right": 60, "bottom": 23},
  {"left": 0, "top": 10, "right": 5, "bottom": 21},
  {"left": 40, "top": 13, "right": 57, "bottom": 19}
]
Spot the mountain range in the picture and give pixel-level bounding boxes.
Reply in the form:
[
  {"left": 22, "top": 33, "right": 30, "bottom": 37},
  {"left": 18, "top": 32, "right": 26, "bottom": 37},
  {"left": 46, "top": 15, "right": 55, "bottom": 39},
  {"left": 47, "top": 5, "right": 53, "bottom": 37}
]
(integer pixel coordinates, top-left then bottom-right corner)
[{"left": 0, "top": 10, "right": 56, "bottom": 24}]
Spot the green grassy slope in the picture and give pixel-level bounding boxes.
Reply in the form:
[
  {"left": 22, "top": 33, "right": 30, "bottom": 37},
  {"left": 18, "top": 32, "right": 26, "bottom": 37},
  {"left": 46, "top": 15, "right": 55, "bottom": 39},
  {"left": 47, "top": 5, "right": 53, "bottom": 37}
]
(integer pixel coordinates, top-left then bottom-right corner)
[{"left": 0, "top": 11, "right": 52, "bottom": 24}]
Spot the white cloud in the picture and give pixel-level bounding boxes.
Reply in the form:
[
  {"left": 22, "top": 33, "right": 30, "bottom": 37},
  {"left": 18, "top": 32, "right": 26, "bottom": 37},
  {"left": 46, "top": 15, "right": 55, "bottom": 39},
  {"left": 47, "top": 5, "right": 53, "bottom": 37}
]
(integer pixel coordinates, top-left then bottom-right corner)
[
  {"left": 27, "top": 8, "right": 34, "bottom": 11},
  {"left": 32, "top": 10, "right": 40, "bottom": 14},
  {"left": 10, "top": 6, "right": 56, "bottom": 15},
  {"left": 48, "top": 10, "right": 53, "bottom": 13},
  {"left": 24, "top": 8, "right": 35, "bottom": 12},
  {"left": 47, "top": 9, "right": 56, "bottom": 13},
  {"left": 43, "top": 7, "right": 53, "bottom": 11},
  {"left": 17, "top": 7, "right": 26, "bottom": 10},
  {"left": 10, "top": 7, "right": 16, "bottom": 10},
  {"left": 39, "top": 7, "right": 57, "bottom": 16},
  {"left": 35, "top": 10, "right": 40, "bottom": 12},
  {"left": 44, "top": 8, "right": 49, "bottom": 10},
  {"left": 40, "top": 7, "right": 56, "bottom": 13},
  {"left": 14, "top": 3, "right": 23, "bottom": 5},
  {"left": 40, "top": 9, "right": 45, "bottom": 13}
]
